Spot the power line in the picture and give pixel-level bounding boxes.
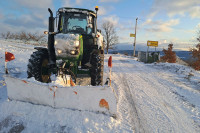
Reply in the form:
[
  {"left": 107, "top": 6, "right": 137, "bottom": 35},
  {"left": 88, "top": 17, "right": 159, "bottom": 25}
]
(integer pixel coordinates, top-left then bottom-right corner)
[{"left": 99, "top": 14, "right": 146, "bottom": 20}]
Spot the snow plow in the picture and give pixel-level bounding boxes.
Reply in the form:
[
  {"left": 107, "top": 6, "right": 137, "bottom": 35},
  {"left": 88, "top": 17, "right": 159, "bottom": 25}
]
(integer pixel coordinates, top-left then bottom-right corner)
[
  {"left": 4, "top": 76, "right": 116, "bottom": 116},
  {"left": 4, "top": 7, "right": 117, "bottom": 116}
]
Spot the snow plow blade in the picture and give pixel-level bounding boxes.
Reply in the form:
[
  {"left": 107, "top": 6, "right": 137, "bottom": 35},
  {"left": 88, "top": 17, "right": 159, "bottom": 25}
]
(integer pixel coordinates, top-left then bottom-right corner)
[{"left": 4, "top": 75, "right": 117, "bottom": 116}]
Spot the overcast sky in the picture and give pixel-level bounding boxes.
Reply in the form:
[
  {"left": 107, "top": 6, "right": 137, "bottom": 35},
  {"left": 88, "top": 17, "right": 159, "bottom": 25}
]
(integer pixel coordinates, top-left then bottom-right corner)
[{"left": 0, "top": 0, "right": 200, "bottom": 50}]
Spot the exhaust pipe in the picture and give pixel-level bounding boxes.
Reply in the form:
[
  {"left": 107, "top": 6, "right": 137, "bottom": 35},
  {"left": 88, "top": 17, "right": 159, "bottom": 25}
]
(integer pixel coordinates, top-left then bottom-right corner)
[
  {"left": 48, "top": 8, "right": 53, "bottom": 17},
  {"left": 48, "top": 8, "right": 56, "bottom": 67}
]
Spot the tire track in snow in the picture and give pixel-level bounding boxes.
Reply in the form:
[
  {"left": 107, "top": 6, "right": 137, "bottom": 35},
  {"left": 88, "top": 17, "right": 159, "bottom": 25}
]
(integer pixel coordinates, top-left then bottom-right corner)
[
  {"left": 119, "top": 66, "right": 175, "bottom": 132},
  {"left": 112, "top": 57, "right": 145, "bottom": 133},
  {"left": 125, "top": 60, "right": 198, "bottom": 132},
  {"left": 145, "top": 72, "right": 200, "bottom": 132},
  {"left": 111, "top": 55, "right": 198, "bottom": 132},
  {"left": 113, "top": 73, "right": 144, "bottom": 133},
  {"left": 127, "top": 73, "right": 176, "bottom": 132},
  {"left": 122, "top": 74, "right": 145, "bottom": 133}
]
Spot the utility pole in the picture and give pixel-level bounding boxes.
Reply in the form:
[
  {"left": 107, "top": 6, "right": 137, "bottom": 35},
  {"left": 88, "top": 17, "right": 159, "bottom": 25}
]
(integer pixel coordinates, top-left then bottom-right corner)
[{"left": 133, "top": 17, "right": 138, "bottom": 57}]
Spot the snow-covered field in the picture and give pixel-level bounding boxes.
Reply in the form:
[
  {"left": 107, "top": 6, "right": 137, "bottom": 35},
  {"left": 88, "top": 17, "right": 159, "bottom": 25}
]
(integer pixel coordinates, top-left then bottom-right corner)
[{"left": 0, "top": 40, "right": 200, "bottom": 132}]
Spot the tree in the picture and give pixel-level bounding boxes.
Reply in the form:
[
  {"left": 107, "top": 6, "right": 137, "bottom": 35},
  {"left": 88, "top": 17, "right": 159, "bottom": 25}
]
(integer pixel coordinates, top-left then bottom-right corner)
[
  {"left": 0, "top": 31, "right": 46, "bottom": 45},
  {"left": 190, "top": 44, "right": 200, "bottom": 70},
  {"left": 161, "top": 44, "right": 176, "bottom": 63},
  {"left": 101, "top": 21, "right": 118, "bottom": 54}
]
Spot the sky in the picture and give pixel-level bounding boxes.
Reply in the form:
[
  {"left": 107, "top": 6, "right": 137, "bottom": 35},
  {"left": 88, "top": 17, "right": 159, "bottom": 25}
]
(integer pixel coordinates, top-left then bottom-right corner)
[{"left": 0, "top": 0, "right": 200, "bottom": 51}]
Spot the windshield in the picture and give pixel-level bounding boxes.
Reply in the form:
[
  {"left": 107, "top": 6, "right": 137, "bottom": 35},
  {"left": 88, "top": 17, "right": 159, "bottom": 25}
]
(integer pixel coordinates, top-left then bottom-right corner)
[{"left": 59, "top": 13, "right": 93, "bottom": 34}]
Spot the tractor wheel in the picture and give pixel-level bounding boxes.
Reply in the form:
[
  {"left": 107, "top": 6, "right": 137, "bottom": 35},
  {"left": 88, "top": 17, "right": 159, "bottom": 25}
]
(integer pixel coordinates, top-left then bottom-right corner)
[
  {"left": 27, "top": 49, "right": 51, "bottom": 83},
  {"left": 90, "top": 52, "right": 104, "bottom": 86}
]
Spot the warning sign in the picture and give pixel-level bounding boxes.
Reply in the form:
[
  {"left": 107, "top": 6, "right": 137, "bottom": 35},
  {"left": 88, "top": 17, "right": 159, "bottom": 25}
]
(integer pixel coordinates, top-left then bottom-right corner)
[
  {"left": 147, "top": 41, "right": 158, "bottom": 47},
  {"left": 130, "top": 33, "right": 135, "bottom": 37}
]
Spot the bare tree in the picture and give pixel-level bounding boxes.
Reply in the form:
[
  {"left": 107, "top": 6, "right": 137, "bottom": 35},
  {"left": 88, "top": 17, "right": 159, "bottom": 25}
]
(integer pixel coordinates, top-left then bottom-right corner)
[
  {"left": 101, "top": 21, "right": 118, "bottom": 54},
  {"left": 0, "top": 31, "right": 46, "bottom": 45}
]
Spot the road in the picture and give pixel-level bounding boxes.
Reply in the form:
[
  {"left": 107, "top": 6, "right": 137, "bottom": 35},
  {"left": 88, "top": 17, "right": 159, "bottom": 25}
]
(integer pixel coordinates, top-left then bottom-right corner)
[{"left": 108, "top": 55, "right": 200, "bottom": 133}]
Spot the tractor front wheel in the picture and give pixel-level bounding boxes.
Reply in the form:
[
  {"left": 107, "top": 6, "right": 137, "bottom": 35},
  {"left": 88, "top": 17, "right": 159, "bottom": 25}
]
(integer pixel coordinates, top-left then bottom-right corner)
[
  {"left": 27, "top": 49, "right": 51, "bottom": 83},
  {"left": 90, "top": 52, "right": 104, "bottom": 86}
]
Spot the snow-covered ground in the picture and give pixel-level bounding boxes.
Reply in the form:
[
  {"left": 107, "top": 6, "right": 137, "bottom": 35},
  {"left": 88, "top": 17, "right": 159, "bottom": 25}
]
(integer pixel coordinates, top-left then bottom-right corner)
[
  {"left": 109, "top": 55, "right": 200, "bottom": 132},
  {"left": 0, "top": 40, "right": 200, "bottom": 132}
]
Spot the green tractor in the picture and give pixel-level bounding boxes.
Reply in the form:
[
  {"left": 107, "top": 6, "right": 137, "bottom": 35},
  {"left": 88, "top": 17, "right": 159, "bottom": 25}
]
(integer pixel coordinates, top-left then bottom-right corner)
[{"left": 27, "top": 6, "right": 104, "bottom": 86}]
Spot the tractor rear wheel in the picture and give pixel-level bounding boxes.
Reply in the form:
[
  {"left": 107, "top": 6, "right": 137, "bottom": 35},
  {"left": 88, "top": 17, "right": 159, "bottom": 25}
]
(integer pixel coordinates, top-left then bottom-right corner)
[
  {"left": 27, "top": 49, "right": 51, "bottom": 83},
  {"left": 90, "top": 52, "right": 104, "bottom": 86}
]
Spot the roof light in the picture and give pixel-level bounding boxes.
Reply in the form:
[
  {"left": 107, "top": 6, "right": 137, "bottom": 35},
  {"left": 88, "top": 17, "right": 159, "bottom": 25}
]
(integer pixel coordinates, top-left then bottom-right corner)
[{"left": 95, "top": 6, "right": 99, "bottom": 11}]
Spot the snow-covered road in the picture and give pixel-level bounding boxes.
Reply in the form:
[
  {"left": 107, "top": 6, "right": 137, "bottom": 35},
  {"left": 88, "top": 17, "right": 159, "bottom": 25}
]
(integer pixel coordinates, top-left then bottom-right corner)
[
  {"left": 0, "top": 40, "right": 200, "bottom": 132},
  {"left": 110, "top": 55, "right": 200, "bottom": 132}
]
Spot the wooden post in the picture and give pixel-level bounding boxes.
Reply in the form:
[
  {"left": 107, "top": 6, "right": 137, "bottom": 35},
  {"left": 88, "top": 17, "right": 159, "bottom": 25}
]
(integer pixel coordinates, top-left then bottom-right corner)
[
  {"left": 109, "top": 67, "right": 112, "bottom": 87},
  {"left": 5, "top": 62, "right": 8, "bottom": 74},
  {"left": 146, "top": 46, "right": 149, "bottom": 63},
  {"left": 108, "top": 56, "right": 112, "bottom": 86},
  {"left": 133, "top": 17, "right": 138, "bottom": 57}
]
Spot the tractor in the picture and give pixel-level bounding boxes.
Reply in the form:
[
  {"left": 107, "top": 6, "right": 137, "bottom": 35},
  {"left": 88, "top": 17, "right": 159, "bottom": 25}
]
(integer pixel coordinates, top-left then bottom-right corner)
[
  {"left": 4, "top": 7, "right": 117, "bottom": 115},
  {"left": 27, "top": 6, "right": 104, "bottom": 86}
]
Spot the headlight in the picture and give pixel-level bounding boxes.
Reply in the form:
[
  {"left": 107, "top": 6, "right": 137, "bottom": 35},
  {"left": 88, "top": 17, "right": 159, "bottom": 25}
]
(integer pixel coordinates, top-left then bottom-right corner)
[
  {"left": 75, "top": 41, "right": 79, "bottom": 47},
  {"left": 55, "top": 41, "right": 58, "bottom": 45},
  {"left": 57, "top": 50, "right": 62, "bottom": 54},
  {"left": 70, "top": 50, "right": 76, "bottom": 55}
]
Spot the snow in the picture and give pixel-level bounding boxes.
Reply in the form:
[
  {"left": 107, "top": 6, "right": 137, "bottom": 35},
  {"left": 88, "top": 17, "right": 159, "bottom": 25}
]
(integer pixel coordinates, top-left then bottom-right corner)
[
  {"left": 109, "top": 55, "right": 200, "bottom": 132},
  {"left": 58, "top": 8, "right": 89, "bottom": 14},
  {"left": 0, "top": 40, "right": 200, "bottom": 132},
  {"left": 54, "top": 33, "right": 80, "bottom": 57},
  {"left": 97, "top": 31, "right": 104, "bottom": 49},
  {"left": 50, "top": 75, "right": 71, "bottom": 87}
]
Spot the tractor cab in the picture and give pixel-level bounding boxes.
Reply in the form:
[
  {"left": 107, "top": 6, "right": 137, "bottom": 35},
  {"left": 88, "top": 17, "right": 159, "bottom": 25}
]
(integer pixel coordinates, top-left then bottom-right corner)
[{"left": 57, "top": 8, "right": 97, "bottom": 35}]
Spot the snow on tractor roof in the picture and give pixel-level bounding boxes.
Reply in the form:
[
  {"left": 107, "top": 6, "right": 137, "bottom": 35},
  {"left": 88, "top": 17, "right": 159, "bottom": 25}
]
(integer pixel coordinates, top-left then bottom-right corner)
[{"left": 58, "top": 7, "right": 96, "bottom": 16}]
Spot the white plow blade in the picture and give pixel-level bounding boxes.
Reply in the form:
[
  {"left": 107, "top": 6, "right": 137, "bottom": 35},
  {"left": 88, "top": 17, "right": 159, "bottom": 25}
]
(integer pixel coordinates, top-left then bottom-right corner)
[{"left": 4, "top": 76, "right": 117, "bottom": 116}]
